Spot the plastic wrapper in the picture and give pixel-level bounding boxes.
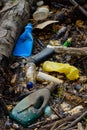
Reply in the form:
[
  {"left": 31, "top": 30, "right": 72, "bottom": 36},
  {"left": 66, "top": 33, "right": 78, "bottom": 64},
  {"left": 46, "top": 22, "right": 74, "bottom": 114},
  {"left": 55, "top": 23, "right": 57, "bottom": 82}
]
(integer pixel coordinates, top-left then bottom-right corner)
[{"left": 42, "top": 61, "right": 79, "bottom": 80}]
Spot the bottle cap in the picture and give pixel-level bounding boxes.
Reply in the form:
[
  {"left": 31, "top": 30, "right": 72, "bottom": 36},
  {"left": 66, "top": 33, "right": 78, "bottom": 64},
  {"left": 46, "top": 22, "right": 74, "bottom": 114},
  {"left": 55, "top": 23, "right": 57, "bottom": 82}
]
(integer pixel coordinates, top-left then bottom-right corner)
[
  {"left": 25, "top": 23, "right": 33, "bottom": 30},
  {"left": 27, "top": 82, "right": 33, "bottom": 89}
]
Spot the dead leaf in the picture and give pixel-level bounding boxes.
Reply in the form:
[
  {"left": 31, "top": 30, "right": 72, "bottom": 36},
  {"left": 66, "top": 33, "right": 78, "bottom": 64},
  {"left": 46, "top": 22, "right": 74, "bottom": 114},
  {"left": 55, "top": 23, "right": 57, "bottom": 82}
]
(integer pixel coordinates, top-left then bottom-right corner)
[
  {"left": 34, "top": 20, "right": 58, "bottom": 29},
  {"left": 64, "top": 91, "right": 84, "bottom": 105},
  {"left": 76, "top": 20, "right": 84, "bottom": 28}
]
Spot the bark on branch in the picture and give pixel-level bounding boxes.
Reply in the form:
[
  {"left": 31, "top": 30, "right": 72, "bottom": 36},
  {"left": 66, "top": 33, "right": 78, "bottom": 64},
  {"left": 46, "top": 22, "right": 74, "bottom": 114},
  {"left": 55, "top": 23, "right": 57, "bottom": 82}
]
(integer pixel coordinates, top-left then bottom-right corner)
[{"left": 49, "top": 46, "right": 87, "bottom": 56}]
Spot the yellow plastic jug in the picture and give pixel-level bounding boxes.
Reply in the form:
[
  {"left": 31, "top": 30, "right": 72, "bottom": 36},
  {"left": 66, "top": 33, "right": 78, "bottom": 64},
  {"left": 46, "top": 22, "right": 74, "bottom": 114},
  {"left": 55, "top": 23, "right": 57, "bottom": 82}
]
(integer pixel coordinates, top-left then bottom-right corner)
[{"left": 42, "top": 61, "right": 79, "bottom": 80}]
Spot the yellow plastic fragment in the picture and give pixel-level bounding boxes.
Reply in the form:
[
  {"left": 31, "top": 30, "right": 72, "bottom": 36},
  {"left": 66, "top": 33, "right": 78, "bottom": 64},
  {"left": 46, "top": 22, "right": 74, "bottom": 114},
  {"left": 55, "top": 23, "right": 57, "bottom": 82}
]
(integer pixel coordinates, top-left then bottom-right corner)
[{"left": 42, "top": 61, "right": 79, "bottom": 80}]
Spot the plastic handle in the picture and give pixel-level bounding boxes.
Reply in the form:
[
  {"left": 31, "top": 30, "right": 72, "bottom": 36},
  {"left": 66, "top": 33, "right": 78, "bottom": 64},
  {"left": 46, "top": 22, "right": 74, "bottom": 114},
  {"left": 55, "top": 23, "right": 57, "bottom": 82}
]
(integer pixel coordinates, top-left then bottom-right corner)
[{"left": 29, "top": 47, "right": 54, "bottom": 65}]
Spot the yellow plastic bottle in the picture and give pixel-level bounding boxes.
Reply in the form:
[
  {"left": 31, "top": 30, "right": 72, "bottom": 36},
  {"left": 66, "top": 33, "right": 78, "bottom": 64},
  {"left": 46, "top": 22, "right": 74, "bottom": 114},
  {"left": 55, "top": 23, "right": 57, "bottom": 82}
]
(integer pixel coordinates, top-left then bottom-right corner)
[{"left": 42, "top": 61, "right": 79, "bottom": 80}]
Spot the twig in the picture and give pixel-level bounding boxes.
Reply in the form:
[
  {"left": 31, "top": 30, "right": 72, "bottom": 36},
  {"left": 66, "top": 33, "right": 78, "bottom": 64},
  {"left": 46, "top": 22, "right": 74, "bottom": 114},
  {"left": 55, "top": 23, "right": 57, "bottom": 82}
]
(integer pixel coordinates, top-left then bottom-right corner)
[
  {"left": 69, "top": 0, "right": 87, "bottom": 17},
  {"left": 51, "top": 106, "right": 62, "bottom": 119},
  {"left": 62, "top": 110, "right": 87, "bottom": 130},
  {"left": 42, "top": 111, "right": 83, "bottom": 129},
  {"left": 28, "top": 117, "right": 59, "bottom": 129},
  {"left": 51, "top": 122, "right": 67, "bottom": 130}
]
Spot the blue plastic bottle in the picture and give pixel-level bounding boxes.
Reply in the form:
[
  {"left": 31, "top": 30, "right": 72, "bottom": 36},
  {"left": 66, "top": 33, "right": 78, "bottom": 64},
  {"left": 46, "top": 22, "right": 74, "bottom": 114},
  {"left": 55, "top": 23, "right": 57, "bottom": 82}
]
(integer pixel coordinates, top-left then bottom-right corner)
[{"left": 13, "top": 23, "right": 33, "bottom": 57}]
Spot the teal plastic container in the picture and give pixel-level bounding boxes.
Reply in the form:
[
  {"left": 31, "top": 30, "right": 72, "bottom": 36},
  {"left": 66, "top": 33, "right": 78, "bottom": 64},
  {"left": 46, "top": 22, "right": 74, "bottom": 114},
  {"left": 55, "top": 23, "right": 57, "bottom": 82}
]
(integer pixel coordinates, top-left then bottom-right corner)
[{"left": 10, "top": 87, "right": 51, "bottom": 127}]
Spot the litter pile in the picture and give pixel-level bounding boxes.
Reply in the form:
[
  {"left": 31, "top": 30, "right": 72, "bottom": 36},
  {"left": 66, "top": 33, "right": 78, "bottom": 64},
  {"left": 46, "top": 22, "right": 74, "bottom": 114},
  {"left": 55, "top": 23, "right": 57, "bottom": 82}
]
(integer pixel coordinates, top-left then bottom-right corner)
[{"left": 0, "top": 0, "right": 87, "bottom": 130}]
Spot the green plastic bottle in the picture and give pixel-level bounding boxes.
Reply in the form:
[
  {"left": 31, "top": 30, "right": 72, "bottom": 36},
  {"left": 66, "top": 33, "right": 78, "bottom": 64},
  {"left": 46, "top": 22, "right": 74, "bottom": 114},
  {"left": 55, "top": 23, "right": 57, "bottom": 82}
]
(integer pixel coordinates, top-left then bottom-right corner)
[{"left": 63, "top": 38, "right": 71, "bottom": 47}]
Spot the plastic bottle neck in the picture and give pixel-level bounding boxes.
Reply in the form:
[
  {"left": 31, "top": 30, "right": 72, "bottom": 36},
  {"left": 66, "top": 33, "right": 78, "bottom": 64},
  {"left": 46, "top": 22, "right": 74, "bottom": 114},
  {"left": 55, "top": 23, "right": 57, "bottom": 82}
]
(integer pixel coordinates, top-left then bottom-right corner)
[{"left": 25, "top": 28, "right": 32, "bottom": 32}]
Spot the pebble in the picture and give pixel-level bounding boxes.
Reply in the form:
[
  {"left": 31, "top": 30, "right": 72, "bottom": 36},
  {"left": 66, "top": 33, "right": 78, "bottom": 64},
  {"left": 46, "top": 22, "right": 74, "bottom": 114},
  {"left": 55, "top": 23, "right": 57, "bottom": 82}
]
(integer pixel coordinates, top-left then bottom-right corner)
[
  {"left": 12, "top": 123, "right": 19, "bottom": 129},
  {"left": 36, "top": 1, "right": 44, "bottom": 6}
]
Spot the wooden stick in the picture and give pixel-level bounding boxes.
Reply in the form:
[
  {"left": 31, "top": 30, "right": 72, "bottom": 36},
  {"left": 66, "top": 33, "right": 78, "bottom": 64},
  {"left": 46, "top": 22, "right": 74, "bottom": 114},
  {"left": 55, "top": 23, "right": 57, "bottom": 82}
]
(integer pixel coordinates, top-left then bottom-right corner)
[
  {"left": 28, "top": 117, "right": 59, "bottom": 129},
  {"left": 62, "top": 110, "right": 87, "bottom": 130},
  {"left": 47, "top": 45, "right": 87, "bottom": 56},
  {"left": 69, "top": 0, "right": 87, "bottom": 17},
  {"left": 42, "top": 111, "right": 83, "bottom": 129}
]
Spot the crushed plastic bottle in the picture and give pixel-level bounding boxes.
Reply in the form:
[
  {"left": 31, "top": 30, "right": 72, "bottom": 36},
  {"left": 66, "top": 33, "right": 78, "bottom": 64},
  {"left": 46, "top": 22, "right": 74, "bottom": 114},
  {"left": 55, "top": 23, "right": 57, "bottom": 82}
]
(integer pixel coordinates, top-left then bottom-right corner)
[
  {"left": 17, "top": 59, "right": 26, "bottom": 92},
  {"left": 13, "top": 23, "right": 33, "bottom": 57},
  {"left": 25, "top": 62, "right": 37, "bottom": 89},
  {"left": 42, "top": 61, "right": 79, "bottom": 80},
  {"left": 33, "top": 6, "right": 49, "bottom": 21}
]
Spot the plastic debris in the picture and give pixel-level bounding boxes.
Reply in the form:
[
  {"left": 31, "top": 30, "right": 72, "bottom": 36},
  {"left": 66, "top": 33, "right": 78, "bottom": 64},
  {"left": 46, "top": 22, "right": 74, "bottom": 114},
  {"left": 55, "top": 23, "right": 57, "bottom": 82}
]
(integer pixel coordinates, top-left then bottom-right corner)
[
  {"left": 37, "top": 71, "right": 63, "bottom": 84},
  {"left": 26, "top": 62, "right": 37, "bottom": 88},
  {"left": 13, "top": 23, "right": 33, "bottom": 57},
  {"left": 33, "top": 5, "right": 49, "bottom": 21},
  {"left": 9, "top": 82, "right": 56, "bottom": 127},
  {"left": 42, "top": 61, "right": 80, "bottom": 80},
  {"left": 44, "top": 106, "right": 52, "bottom": 117},
  {"left": 17, "top": 61, "right": 26, "bottom": 92},
  {"left": 63, "top": 38, "right": 72, "bottom": 47}
]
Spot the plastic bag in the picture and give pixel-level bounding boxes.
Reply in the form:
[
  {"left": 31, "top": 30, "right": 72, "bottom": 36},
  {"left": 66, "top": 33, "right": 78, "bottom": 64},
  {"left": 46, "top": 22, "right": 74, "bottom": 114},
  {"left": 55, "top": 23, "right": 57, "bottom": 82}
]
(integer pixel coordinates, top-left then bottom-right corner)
[{"left": 42, "top": 61, "right": 79, "bottom": 80}]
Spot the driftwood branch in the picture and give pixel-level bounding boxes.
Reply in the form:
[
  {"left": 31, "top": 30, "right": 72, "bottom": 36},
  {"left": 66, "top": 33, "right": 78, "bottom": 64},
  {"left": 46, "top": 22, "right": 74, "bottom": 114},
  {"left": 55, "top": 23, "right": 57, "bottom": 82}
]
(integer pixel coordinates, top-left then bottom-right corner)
[
  {"left": 0, "top": 2, "right": 18, "bottom": 14},
  {"left": 48, "top": 46, "right": 87, "bottom": 56},
  {"left": 69, "top": 0, "right": 87, "bottom": 17}
]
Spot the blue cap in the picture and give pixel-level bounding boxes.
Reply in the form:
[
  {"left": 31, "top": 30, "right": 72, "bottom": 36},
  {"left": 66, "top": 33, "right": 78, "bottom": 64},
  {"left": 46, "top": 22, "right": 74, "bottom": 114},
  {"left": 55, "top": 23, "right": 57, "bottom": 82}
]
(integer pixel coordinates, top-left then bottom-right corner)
[{"left": 27, "top": 82, "right": 33, "bottom": 89}]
